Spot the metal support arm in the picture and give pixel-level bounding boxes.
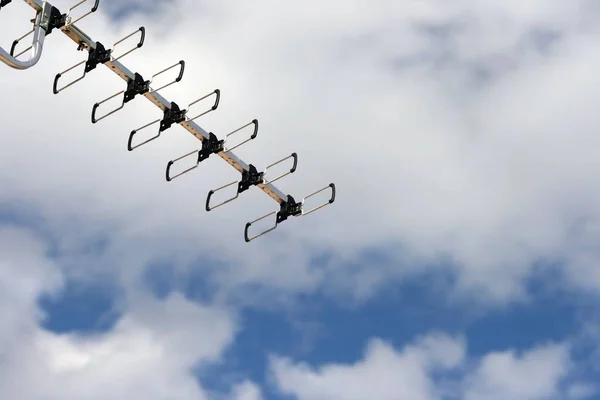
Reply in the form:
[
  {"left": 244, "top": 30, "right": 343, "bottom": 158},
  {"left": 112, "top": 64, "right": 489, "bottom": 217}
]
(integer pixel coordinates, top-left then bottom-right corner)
[
  {"left": 1, "top": 0, "right": 100, "bottom": 69},
  {"left": 0, "top": 1, "right": 51, "bottom": 69}
]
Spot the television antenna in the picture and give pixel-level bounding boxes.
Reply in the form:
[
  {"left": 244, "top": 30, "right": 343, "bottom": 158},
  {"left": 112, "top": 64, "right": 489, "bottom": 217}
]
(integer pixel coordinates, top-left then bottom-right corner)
[{"left": 0, "top": 0, "right": 336, "bottom": 242}]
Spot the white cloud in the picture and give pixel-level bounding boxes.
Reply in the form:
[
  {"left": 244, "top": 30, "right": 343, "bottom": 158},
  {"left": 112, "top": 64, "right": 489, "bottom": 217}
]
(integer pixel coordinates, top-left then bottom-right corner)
[
  {"left": 0, "top": 225, "right": 64, "bottom": 351},
  {"left": 229, "top": 380, "right": 265, "bottom": 400},
  {"left": 4, "top": 3, "right": 600, "bottom": 399},
  {"left": 2, "top": 2, "right": 600, "bottom": 398},
  {"left": 1, "top": 0, "right": 600, "bottom": 307},
  {"left": 0, "top": 224, "right": 243, "bottom": 400},
  {"left": 270, "top": 332, "right": 465, "bottom": 400},
  {"left": 463, "top": 344, "right": 572, "bottom": 400},
  {"left": 567, "top": 383, "right": 597, "bottom": 400},
  {"left": 269, "top": 333, "right": 591, "bottom": 400}
]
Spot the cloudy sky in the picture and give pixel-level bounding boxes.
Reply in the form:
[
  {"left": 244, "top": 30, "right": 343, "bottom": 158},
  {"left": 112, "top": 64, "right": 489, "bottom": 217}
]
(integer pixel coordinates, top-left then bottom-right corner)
[{"left": 1, "top": 0, "right": 600, "bottom": 398}]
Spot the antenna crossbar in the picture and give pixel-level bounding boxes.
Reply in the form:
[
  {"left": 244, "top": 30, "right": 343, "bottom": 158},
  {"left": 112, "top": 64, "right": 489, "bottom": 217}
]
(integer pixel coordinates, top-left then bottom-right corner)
[{"left": 1, "top": 0, "right": 336, "bottom": 241}]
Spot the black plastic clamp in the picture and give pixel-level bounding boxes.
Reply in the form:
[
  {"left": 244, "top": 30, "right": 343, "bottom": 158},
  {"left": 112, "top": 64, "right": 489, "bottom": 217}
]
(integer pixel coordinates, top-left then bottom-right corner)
[
  {"left": 204, "top": 164, "right": 265, "bottom": 212},
  {"left": 85, "top": 41, "right": 111, "bottom": 73},
  {"left": 160, "top": 101, "right": 187, "bottom": 132},
  {"left": 45, "top": 6, "right": 68, "bottom": 36},
  {"left": 124, "top": 72, "right": 150, "bottom": 103},
  {"left": 238, "top": 164, "right": 264, "bottom": 194},
  {"left": 276, "top": 195, "right": 303, "bottom": 224},
  {"left": 197, "top": 132, "right": 225, "bottom": 162}
]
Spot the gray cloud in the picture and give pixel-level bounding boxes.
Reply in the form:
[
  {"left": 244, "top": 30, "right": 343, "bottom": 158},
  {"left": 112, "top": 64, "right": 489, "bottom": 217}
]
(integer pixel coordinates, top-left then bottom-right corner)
[
  {"left": 2, "top": 0, "right": 600, "bottom": 311},
  {"left": 3, "top": 0, "right": 600, "bottom": 398},
  {"left": 269, "top": 333, "right": 592, "bottom": 400}
]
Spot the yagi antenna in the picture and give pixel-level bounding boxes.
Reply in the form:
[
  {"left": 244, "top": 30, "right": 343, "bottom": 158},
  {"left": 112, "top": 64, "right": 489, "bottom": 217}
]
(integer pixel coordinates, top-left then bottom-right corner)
[{"left": 0, "top": 0, "right": 336, "bottom": 242}]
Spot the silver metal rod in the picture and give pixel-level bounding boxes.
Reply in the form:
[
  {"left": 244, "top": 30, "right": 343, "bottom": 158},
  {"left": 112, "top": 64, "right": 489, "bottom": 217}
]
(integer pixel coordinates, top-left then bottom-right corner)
[
  {"left": 263, "top": 153, "right": 297, "bottom": 185},
  {"left": 172, "top": 149, "right": 199, "bottom": 163},
  {"left": 245, "top": 211, "right": 278, "bottom": 242},
  {"left": 213, "top": 180, "right": 238, "bottom": 193},
  {"left": 15, "top": 28, "right": 34, "bottom": 42},
  {"left": 206, "top": 180, "right": 239, "bottom": 211},
  {"left": 223, "top": 119, "right": 258, "bottom": 153},
  {"left": 14, "top": 45, "right": 33, "bottom": 59},
  {"left": 111, "top": 27, "right": 145, "bottom": 62},
  {"left": 97, "top": 89, "right": 124, "bottom": 105},
  {"left": 187, "top": 90, "right": 220, "bottom": 122},
  {"left": 92, "top": 90, "right": 125, "bottom": 123},
  {"left": 165, "top": 150, "right": 200, "bottom": 181},
  {"left": 265, "top": 154, "right": 292, "bottom": 170},
  {"left": 148, "top": 61, "right": 184, "bottom": 93},
  {"left": 0, "top": 2, "right": 50, "bottom": 69},
  {"left": 301, "top": 203, "right": 329, "bottom": 216},
  {"left": 59, "top": 59, "right": 86, "bottom": 75},
  {"left": 134, "top": 118, "right": 161, "bottom": 132},
  {"left": 301, "top": 184, "right": 336, "bottom": 216},
  {"left": 66, "top": 0, "right": 98, "bottom": 26},
  {"left": 69, "top": 0, "right": 88, "bottom": 10},
  {"left": 224, "top": 137, "right": 252, "bottom": 153},
  {"left": 248, "top": 211, "right": 276, "bottom": 225},
  {"left": 128, "top": 119, "right": 162, "bottom": 151},
  {"left": 69, "top": 10, "right": 93, "bottom": 26},
  {"left": 114, "top": 30, "right": 139, "bottom": 47},
  {"left": 53, "top": 59, "right": 87, "bottom": 93},
  {"left": 225, "top": 121, "right": 253, "bottom": 138}
]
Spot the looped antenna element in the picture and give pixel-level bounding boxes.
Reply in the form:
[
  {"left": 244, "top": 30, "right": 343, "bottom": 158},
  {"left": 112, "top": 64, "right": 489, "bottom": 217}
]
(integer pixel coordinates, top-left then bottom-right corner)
[
  {"left": 164, "top": 119, "right": 258, "bottom": 181},
  {"left": 53, "top": 41, "right": 110, "bottom": 93},
  {"left": 53, "top": 26, "right": 144, "bottom": 94},
  {"left": 165, "top": 149, "right": 200, "bottom": 182},
  {"left": 187, "top": 90, "right": 220, "bottom": 122},
  {"left": 91, "top": 72, "right": 149, "bottom": 123},
  {"left": 111, "top": 26, "right": 145, "bottom": 62},
  {"left": 92, "top": 59, "right": 184, "bottom": 124},
  {"left": 244, "top": 183, "right": 336, "bottom": 242},
  {"left": 148, "top": 60, "right": 185, "bottom": 93},
  {"left": 128, "top": 100, "right": 187, "bottom": 151},
  {"left": 244, "top": 194, "right": 303, "bottom": 242},
  {"left": 205, "top": 163, "right": 264, "bottom": 211},
  {"left": 205, "top": 152, "right": 296, "bottom": 213},
  {"left": 263, "top": 152, "right": 298, "bottom": 185},
  {"left": 301, "top": 183, "right": 336, "bottom": 216},
  {"left": 222, "top": 119, "right": 259, "bottom": 153},
  {"left": 65, "top": 0, "right": 100, "bottom": 26}
]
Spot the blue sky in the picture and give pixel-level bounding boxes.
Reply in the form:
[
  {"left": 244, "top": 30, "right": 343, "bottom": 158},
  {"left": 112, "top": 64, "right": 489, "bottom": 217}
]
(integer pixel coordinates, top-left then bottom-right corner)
[
  {"left": 2, "top": 0, "right": 600, "bottom": 399},
  {"left": 35, "top": 260, "right": 600, "bottom": 399}
]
